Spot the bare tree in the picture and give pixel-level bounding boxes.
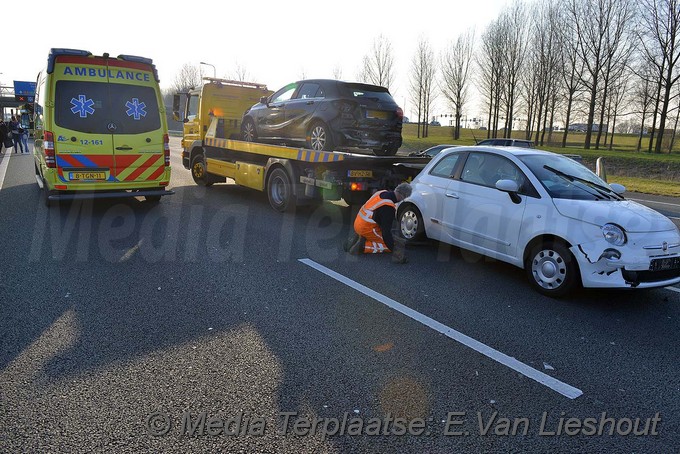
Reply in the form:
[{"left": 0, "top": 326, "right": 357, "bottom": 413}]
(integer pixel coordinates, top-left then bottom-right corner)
[
  {"left": 359, "top": 34, "right": 396, "bottom": 89},
  {"left": 171, "top": 63, "right": 201, "bottom": 93},
  {"left": 409, "top": 38, "right": 437, "bottom": 138},
  {"left": 440, "top": 29, "right": 475, "bottom": 140},
  {"left": 478, "top": 19, "right": 505, "bottom": 138},
  {"left": 632, "top": 65, "right": 655, "bottom": 151},
  {"left": 498, "top": 1, "right": 530, "bottom": 137},
  {"left": 559, "top": 0, "right": 585, "bottom": 147},
  {"left": 332, "top": 64, "right": 343, "bottom": 80},
  {"left": 569, "top": 0, "right": 635, "bottom": 149},
  {"left": 228, "top": 61, "right": 252, "bottom": 82},
  {"left": 638, "top": 0, "right": 680, "bottom": 153}
]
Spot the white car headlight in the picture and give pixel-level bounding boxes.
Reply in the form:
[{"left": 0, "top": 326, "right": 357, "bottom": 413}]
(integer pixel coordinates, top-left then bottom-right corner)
[{"left": 602, "top": 223, "right": 627, "bottom": 246}]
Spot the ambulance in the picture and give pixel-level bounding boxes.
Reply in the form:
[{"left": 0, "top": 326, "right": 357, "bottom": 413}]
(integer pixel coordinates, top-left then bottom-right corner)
[{"left": 33, "top": 48, "right": 172, "bottom": 206}]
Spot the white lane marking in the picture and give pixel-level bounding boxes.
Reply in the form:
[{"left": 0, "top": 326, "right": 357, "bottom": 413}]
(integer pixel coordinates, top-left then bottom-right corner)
[
  {"left": 0, "top": 149, "right": 12, "bottom": 190},
  {"left": 629, "top": 198, "right": 680, "bottom": 208},
  {"left": 666, "top": 287, "right": 680, "bottom": 294},
  {"left": 299, "top": 258, "right": 583, "bottom": 400}
]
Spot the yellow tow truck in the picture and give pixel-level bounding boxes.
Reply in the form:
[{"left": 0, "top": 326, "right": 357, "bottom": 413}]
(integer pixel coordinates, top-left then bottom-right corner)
[{"left": 173, "top": 77, "right": 427, "bottom": 211}]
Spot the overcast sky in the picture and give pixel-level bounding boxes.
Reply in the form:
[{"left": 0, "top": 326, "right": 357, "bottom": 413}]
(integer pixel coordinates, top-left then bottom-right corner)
[{"left": 5, "top": 0, "right": 510, "bottom": 118}]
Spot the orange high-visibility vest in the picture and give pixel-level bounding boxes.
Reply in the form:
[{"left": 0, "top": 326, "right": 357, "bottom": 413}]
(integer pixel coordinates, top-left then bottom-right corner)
[{"left": 354, "top": 191, "right": 396, "bottom": 253}]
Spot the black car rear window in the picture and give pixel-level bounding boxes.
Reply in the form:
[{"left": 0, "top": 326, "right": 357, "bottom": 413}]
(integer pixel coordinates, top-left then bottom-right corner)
[
  {"left": 55, "top": 81, "right": 160, "bottom": 134},
  {"left": 341, "top": 83, "right": 395, "bottom": 103}
]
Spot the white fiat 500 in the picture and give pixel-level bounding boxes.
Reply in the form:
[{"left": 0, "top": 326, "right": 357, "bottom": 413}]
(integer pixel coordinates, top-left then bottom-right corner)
[{"left": 398, "top": 146, "right": 680, "bottom": 296}]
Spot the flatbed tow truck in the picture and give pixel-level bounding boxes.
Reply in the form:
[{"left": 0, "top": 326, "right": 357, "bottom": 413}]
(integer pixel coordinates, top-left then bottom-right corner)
[{"left": 174, "top": 78, "right": 429, "bottom": 211}]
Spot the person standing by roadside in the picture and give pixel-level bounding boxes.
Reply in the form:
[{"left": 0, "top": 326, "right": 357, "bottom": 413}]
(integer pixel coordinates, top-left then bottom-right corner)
[
  {"left": 0, "top": 119, "right": 7, "bottom": 153},
  {"left": 19, "top": 124, "right": 29, "bottom": 154},
  {"left": 9, "top": 116, "right": 23, "bottom": 153}
]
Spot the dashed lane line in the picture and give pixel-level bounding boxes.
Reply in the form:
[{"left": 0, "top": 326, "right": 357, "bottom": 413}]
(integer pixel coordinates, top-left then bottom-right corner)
[{"left": 299, "top": 258, "right": 583, "bottom": 400}]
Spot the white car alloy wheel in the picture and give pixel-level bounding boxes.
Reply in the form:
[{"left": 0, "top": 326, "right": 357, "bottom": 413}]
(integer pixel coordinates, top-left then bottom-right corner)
[
  {"left": 399, "top": 205, "right": 424, "bottom": 241},
  {"left": 527, "top": 242, "right": 578, "bottom": 296},
  {"left": 400, "top": 209, "right": 419, "bottom": 240}
]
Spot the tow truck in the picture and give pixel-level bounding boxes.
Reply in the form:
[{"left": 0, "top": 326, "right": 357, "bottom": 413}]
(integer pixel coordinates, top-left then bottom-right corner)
[{"left": 173, "top": 78, "right": 428, "bottom": 211}]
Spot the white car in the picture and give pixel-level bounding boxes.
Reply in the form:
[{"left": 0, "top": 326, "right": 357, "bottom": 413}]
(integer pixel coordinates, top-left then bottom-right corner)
[{"left": 398, "top": 146, "right": 680, "bottom": 296}]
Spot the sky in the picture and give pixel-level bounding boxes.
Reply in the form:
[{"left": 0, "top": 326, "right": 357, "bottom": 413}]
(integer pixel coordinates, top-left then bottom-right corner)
[{"left": 4, "top": 0, "right": 511, "bottom": 119}]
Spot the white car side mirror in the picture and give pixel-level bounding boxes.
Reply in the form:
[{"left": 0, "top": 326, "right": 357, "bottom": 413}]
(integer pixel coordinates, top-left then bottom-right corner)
[
  {"left": 495, "top": 179, "right": 520, "bottom": 193},
  {"left": 609, "top": 183, "right": 626, "bottom": 194}
]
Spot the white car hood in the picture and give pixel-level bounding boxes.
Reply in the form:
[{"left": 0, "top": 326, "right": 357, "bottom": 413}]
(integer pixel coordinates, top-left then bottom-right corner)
[{"left": 552, "top": 199, "right": 677, "bottom": 233}]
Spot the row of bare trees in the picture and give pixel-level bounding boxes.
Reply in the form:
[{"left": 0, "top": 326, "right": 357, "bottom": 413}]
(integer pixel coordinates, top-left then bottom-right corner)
[
  {"left": 166, "top": 0, "right": 680, "bottom": 152},
  {"left": 357, "top": 0, "right": 680, "bottom": 151}
]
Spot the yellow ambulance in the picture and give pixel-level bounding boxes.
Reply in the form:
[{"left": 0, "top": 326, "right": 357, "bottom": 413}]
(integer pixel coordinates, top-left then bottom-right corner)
[{"left": 33, "top": 48, "right": 172, "bottom": 206}]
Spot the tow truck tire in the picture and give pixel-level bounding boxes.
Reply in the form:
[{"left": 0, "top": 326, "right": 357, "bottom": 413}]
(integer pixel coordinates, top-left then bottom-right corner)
[
  {"left": 191, "top": 153, "right": 214, "bottom": 187},
  {"left": 242, "top": 118, "right": 257, "bottom": 142},
  {"left": 267, "top": 167, "right": 295, "bottom": 212},
  {"left": 308, "top": 121, "right": 333, "bottom": 151}
]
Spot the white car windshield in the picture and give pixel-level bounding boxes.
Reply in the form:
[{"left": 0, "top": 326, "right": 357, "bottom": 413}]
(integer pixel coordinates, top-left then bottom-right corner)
[{"left": 519, "top": 154, "right": 617, "bottom": 201}]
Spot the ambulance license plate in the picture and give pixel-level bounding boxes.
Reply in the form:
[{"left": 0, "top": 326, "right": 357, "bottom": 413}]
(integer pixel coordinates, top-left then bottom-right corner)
[
  {"left": 348, "top": 170, "right": 373, "bottom": 178},
  {"left": 70, "top": 171, "right": 106, "bottom": 181}
]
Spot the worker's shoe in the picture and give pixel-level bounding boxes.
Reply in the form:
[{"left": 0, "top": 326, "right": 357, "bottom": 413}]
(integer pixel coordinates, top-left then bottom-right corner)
[
  {"left": 343, "top": 232, "right": 360, "bottom": 252},
  {"left": 348, "top": 237, "right": 366, "bottom": 255}
]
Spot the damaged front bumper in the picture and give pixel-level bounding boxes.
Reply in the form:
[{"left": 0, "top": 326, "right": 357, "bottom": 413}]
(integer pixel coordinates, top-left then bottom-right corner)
[{"left": 571, "top": 233, "right": 680, "bottom": 289}]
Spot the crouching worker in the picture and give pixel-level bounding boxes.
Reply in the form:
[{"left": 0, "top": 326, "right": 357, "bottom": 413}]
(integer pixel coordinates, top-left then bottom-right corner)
[{"left": 344, "top": 182, "right": 412, "bottom": 263}]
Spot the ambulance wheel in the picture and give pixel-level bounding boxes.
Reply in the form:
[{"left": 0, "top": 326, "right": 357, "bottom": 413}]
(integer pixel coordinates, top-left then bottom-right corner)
[
  {"left": 242, "top": 118, "right": 257, "bottom": 142},
  {"left": 267, "top": 167, "right": 295, "bottom": 212},
  {"left": 191, "top": 154, "right": 213, "bottom": 187},
  {"left": 307, "top": 121, "right": 333, "bottom": 151}
]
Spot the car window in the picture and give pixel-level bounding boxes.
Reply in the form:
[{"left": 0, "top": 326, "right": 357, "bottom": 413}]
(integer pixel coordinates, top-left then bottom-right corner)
[
  {"left": 519, "top": 154, "right": 606, "bottom": 200},
  {"left": 297, "top": 83, "right": 323, "bottom": 99},
  {"left": 430, "top": 153, "right": 462, "bottom": 178},
  {"left": 461, "top": 153, "right": 528, "bottom": 190},
  {"left": 54, "top": 80, "right": 161, "bottom": 134},
  {"left": 271, "top": 84, "right": 297, "bottom": 103}
]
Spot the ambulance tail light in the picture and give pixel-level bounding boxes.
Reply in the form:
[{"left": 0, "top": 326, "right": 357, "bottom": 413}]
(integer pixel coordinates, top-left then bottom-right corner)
[
  {"left": 44, "top": 131, "right": 56, "bottom": 168},
  {"left": 163, "top": 134, "right": 170, "bottom": 166},
  {"left": 350, "top": 182, "right": 367, "bottom": 191}
]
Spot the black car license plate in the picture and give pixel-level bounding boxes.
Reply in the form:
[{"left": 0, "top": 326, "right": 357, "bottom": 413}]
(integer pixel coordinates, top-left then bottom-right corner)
[{"left": 649, "top": 256, "right": 680, "bottom": 271}]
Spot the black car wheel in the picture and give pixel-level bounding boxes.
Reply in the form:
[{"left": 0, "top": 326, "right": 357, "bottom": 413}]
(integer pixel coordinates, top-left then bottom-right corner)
[
  {"left": 525, "top": 241, "right": 580, "bottom": 297},
  {"left": 308, "top": 122, "right": 333, "bottom": 151},
  {"left": 398, "top": 204, "right": 425, "bottom": 241},
  {"left": 241, "top": 118, "right": 257, "bottom": 142}
]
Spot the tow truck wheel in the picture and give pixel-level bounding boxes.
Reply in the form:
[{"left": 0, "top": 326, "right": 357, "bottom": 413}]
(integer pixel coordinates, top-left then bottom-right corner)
[
  {"left": 242, "top": 118, "right": 257, "bottom": 142},
  {"left": 308, "top": 122, "right": 333, "bottom": 151},
  {"left": 191, "top": 154, "right": 213, "bottom": 187},
  {"left": 267, "top": 167, "right": 295, "bottom": 212}
]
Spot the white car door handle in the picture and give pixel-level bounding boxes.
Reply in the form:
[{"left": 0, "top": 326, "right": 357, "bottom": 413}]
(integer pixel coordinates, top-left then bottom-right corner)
[{"left": 445, "top": 192, "right": 459, "bottom": 199}]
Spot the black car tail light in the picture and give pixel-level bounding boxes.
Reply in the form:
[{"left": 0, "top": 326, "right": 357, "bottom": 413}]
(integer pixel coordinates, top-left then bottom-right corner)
[{"left": 396, "top": 107, "right": 404, "bottom": 120}]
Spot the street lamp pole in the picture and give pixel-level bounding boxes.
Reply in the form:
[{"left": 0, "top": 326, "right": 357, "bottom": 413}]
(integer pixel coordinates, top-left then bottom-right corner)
[{"left": 200, "top": 62, "right": 216, "bottom": 78}]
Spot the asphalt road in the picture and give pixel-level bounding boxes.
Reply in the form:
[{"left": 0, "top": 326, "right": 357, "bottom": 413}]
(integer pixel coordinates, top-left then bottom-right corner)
[{"left": 0, "top": 139, "right": 678, "bottom": 453}]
